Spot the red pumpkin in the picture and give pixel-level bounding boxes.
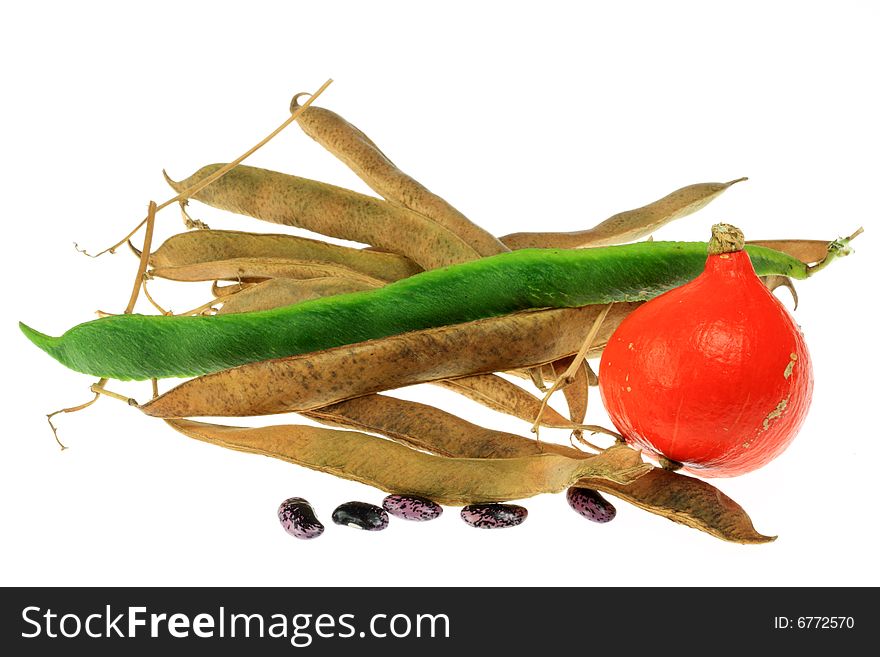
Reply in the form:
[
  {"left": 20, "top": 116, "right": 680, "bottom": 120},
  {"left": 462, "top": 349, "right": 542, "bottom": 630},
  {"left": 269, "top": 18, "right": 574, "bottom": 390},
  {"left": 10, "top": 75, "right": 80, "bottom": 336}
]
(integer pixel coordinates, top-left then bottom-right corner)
[{"left": 598, "top": 224, "right": 813, "bottom": 477}]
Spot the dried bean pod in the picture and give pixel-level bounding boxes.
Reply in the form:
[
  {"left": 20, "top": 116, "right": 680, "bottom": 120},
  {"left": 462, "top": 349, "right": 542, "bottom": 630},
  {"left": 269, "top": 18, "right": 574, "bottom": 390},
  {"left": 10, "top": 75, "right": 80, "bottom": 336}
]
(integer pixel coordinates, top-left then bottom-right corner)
[
  {"left": 277, "top": 497, "right": 324, "bottom": 539},
  {"left": 143, "top": 305, "right": 636, "bottom": 417},
  {"left": 566, "top": 487, "right": 617, "bottom": 523},
  {"left": 165, "top": 420, "right": 649, "bottom": 506},
  {"left": 500, "top": 179, "right": 746, "bottom": 249},
  {"left": 460, "top": 503, "right": 527, "bottom": 529},
  {"left": 150, "top": 229, "right": 420, "bottom": 282},
  {"left": 551, "top": 356, "right": 589, "bottom": 425},
  {"left": 291, "top": 98, "right": 508, "bottom": 258},
  {"left": 382, "top": 494, "right": 443, "bottom": 521},
  {"left": 305, "top": 396, "right": 775, "bottom": 544},
  {"left": 332, "top": 501, "right": 389, "bottom": 531},
  {"left": 217, "top": 277, "right": 379, "bottom": 315},
  {"left": 434, "top": 374, "right": 576, "bottom": 428},
  {"left": 150, "top": 257, "right": 386, "bottom": 287},
  {"left": 164, "top": 165, "right": 480, "bottom": 270},
  {"left": 746, "top": 239, "right": 834, "bottom": 265}
]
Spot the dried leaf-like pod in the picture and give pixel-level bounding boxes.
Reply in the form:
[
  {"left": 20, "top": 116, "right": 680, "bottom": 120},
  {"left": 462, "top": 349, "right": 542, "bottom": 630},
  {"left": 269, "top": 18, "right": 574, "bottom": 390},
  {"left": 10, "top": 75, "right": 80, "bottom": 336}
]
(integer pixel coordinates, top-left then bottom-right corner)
[
  {"left": 291, "top": 98, "right": 508, "bottom": 258},
  {"left": 551, "top": 356, "right": 589, "bottom": 425},
  {"left": 165, "top": 165, "right": 481, "bottom": 270},
  {"left": 150, "top": 257, "right": 386, "bottom": 287},
  {"left": 166, "top": 419, "right": 650, "bottom": 505},
  {"left": 747, "top": 239, "right": 833, "bottom": 265},
  {"left": 434, "top": 374, "right": 576, "bottom": 428},
  {"left": 500, "top": 179, "right": 745, "bottom": 249},
  {"left": 306, "top": 395, "right": 773, "bottom": 543},
  {"left": 151, "top": 229, "right": 421, "bottom": 282},
  {"left": 304, "top": 393, "right": 576, "bottom": 459},
  {"left": 760, "top": 275, "right": 799, "bottom": 310},
  {"left": 217, "top": 278, "right": 379, "bottom": 315},
  {"left": 577, "top": 469, "right": 776, "bottom": 544}
]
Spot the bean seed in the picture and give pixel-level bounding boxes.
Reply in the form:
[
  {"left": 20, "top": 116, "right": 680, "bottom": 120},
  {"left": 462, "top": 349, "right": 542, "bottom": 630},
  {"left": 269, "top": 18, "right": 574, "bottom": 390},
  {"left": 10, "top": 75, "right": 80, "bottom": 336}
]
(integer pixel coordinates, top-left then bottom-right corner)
[
  {"left": 460, "top": 503, "right": 527, "bottom": 529},
  {"left": 382, "top": 494, "right": 443, "bottom": 521},
  {"left": 566, "top": 487, "right": 616, "bottom": 523},
  {"left": 331, "top": 501, "right": 389, "bottom": 531},
  {"left": 277, "top": 497, "right": 324, "bottom": 539}
]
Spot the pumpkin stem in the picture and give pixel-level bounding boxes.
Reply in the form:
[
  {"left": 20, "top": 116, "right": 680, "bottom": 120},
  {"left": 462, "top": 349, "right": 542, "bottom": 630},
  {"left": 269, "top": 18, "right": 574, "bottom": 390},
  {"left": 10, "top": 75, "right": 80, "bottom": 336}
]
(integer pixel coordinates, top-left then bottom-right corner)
[{"left": 707, "top": 223, "right": 745, "bottom": 255}]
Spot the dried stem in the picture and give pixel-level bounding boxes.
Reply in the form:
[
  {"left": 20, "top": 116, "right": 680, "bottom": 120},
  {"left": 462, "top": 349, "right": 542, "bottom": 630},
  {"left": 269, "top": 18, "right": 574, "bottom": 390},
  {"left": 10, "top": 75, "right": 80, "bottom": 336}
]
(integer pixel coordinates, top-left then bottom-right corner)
[
  {"left": 175, "top": 298, "right": 223, "bottom": 317},
  {"left": 141, "top": 279, "right": 171, "bottom": 315},
  {"left": 180, "top": 200, "right": 210, "bottom": 230},
  {"left": 83, "top": 78, "right": 334, "bottom": 258},
  {"left": 45, "top": 202, "right": 155, "bottom": 445},
  {"left": 570, "top": 432, "right": 603, "bottom": 453},
  {"left": 46, "top": 378, "right": 107, "bottom": 450},
  {"left": 123, "top": 200, "right": 157, "bottom": 314},
  {"left": 531, "top": 304, "right": 613, "bottom": 435},
  {"left": 89, "top": 382, "right": 139, "bottom": 406},
  {"left": 580, "top": 424, "right": 624, "bottom": 441}
]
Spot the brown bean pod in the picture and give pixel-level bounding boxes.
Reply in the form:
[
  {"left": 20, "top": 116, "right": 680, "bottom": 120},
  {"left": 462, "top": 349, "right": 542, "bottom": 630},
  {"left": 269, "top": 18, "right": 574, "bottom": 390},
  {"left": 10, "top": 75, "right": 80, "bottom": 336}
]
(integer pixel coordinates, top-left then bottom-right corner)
[
  {"left": 139, "top": 303, "right": 640, "bottom": 418},
  {"left": 577, "top": 471, "right": 775, "bottom": 544},
  {"left": 150, "top": 257, "right": 387, "bottom": 287},
  {"left": 500, "top": 179, "right": 746, "bottom": 249},
  {"left": 291, "top": 98, "right": 508, "bottom": 257},
  {"left": 434, "top": 374, "right": 578, "bottom": 429},
  {"left": 551, "top": 356, "right": 589, "bottom": 425},
  {"left": 507, "top": 362, "right": 598, "bottom": 387},
  {"left": 303, "top": 395, "right": 773, "bottom": 543},
  {"left": 164, "top": 165, "right": 481, "bottom": 270},
  {"left": 151, "top": 229, "right": 421, "bottom": 282},
  {"left": 745, "top": 239, "right": 832, "bottom": 265},
  {"left": 217, "top": 277, "right": 380, "bottom": 315},
  {"left": 303, "top": 393, "right": 575, "bottom": 459},
  {"left": 165, "top": 419, "right": 649, "bottom": 505}
]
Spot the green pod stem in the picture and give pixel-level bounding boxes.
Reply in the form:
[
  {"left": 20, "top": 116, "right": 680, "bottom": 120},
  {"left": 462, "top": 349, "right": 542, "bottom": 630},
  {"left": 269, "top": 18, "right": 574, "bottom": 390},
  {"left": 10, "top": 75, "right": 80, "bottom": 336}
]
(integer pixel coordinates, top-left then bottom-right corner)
[{"left": 21, "top": 243, "right": 813, "bottom": 381}]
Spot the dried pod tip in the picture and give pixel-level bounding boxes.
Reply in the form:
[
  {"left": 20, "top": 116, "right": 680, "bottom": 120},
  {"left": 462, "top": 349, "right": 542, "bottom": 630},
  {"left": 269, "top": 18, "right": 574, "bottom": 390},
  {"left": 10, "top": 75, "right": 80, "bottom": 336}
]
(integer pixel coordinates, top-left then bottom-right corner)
[
  {"left": 708, "top": 223, "right": 745, "bottom": 255},
  {"left": 161, "top": 169, "right": 180, "bottom": 187}
]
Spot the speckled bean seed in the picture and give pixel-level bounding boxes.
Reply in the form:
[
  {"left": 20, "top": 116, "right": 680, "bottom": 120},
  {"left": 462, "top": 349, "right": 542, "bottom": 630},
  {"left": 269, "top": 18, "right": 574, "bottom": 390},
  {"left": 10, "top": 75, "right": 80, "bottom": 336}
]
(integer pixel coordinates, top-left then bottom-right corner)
[
  {"left": 382, "top": 494, "right": 444, "bottom": 521},
  {"left": 277, "top": 497, "right": 324, "bottom": 539},
  {"left": 332, "top": 501, "right": 389, "bottom": 531},
  {"left": 460, "top": 503, "right": 527, "bottom": 529},
  {"left": 566, "top": 487, "right": 617, "bottom": 523}
]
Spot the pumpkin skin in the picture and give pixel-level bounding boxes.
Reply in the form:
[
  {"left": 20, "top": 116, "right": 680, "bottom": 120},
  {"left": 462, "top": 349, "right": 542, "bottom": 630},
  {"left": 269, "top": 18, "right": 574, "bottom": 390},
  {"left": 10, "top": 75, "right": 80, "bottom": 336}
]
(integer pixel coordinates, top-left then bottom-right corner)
[{"left": 598, "top": 247, "right": 813, "bottom": 477}]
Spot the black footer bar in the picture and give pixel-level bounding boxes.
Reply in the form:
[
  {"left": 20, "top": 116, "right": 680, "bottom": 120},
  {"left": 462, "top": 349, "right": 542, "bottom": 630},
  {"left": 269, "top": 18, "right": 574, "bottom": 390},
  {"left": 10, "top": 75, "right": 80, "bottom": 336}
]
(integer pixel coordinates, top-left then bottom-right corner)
[{"left": 1, "top": 586, "right": 869, "bottom": 654}]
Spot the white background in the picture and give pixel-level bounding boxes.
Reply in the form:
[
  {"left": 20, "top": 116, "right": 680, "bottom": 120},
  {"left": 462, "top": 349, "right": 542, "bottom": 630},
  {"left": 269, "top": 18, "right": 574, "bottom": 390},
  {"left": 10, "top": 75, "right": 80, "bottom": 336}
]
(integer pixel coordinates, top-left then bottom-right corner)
[{"left": 2, "top": 1, "right": 876, "bottom": 587}]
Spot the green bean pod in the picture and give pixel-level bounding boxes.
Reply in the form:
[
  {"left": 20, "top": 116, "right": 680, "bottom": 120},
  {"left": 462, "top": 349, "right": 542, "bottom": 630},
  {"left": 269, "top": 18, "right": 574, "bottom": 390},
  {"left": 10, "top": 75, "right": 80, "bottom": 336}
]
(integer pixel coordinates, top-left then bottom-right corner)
[{"left": 20, "top": 242, "right": 823, "bottom": 381}]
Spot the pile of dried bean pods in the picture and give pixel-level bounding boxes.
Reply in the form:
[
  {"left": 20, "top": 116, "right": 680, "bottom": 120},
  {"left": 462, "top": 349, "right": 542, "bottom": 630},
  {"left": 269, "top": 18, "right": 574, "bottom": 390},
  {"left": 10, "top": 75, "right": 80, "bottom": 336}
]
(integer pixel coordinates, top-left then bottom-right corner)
[{"left": 22, "top": 87, "right": 860, "bottom": 543}]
